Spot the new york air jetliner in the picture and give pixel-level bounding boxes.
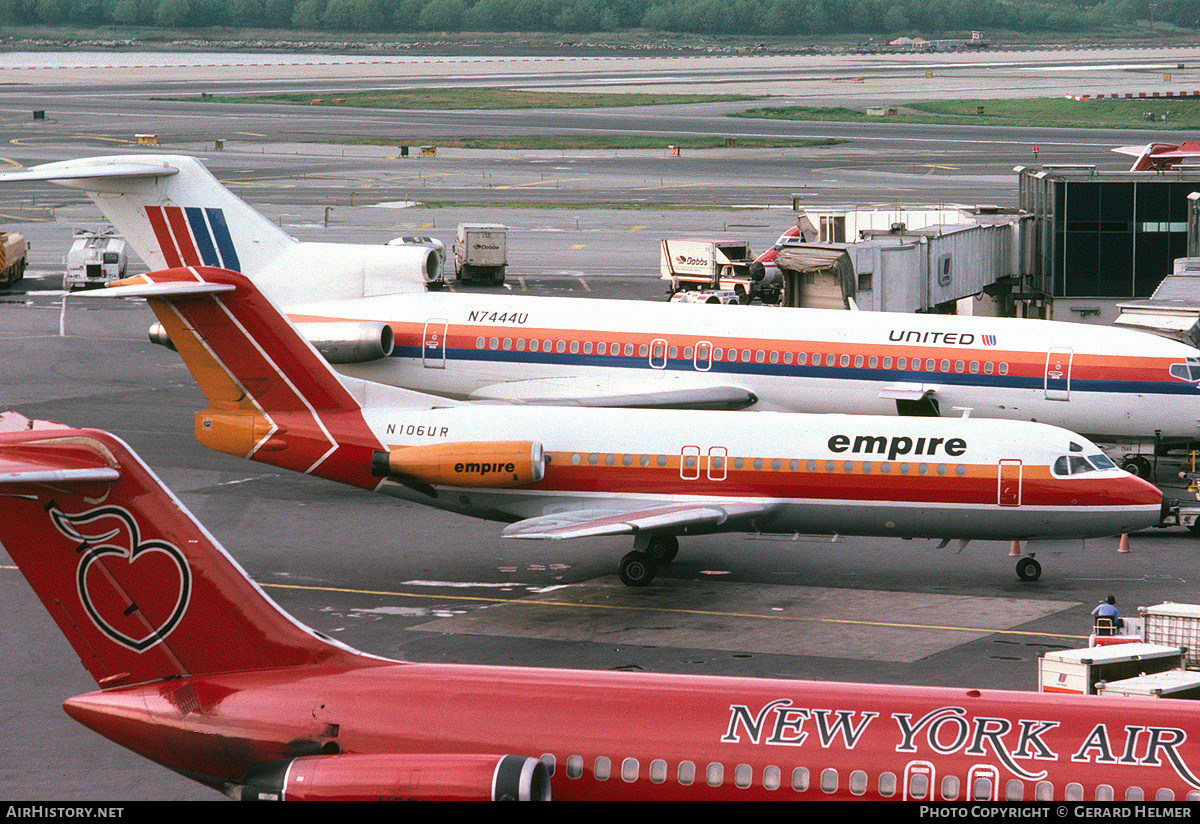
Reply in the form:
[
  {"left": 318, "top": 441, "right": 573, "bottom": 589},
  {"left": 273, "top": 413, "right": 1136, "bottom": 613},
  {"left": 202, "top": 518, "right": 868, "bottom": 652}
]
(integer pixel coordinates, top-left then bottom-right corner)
[
  {"left": 0, "top": 411, "right": 1198, "bottom": 801},
  {"left": 6, "top": 155, "right": 1200, "bottom": 457},
  {"left": 89, "top": 266, "right": 1162, "bottom": 585}
]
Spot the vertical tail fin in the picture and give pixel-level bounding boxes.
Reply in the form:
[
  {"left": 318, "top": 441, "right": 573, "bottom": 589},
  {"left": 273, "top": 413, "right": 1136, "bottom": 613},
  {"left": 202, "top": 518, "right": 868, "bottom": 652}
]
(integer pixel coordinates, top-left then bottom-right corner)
[
  {"left": 95, "top": 265, "right": 386, "bottom": 490},
  {"left": 0, "top": 412, "right": 364, "bottom": 688}
]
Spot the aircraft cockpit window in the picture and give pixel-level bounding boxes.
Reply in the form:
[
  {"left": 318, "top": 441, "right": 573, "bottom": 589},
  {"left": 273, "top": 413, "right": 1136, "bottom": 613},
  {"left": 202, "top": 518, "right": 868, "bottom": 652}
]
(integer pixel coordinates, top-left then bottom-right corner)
[
  {"left": 1090, "top": 453, "right": 1117, "bottom": 470},
  {"left": 1054, "top": 455, "right": 1105, "bottom": 476},
  {"left": 1169, "top": 358, "right": 1200, "bottom": 383},
  {"left": 1070, "top": 441, "right": 1083, "bottom": 452}
]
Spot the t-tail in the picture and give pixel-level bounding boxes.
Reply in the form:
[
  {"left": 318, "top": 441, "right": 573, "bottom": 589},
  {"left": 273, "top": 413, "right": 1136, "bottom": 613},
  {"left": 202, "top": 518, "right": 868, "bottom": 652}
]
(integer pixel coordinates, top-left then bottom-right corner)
[
  {"left": 0, "top": 412, "right": 367, "bottom": 691},
  {"left": 0, "top": 155, "right": 440, "bottom": 301},
  {"left": 92, "top": 265, "right": 430, "bottom": 490}
]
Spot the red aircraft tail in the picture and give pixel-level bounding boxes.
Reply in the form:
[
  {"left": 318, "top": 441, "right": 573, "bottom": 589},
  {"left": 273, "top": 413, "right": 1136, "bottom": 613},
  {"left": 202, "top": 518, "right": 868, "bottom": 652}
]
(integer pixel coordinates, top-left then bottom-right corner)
[
  {"left": 0, "top": 412, "right": 365, "bottom": 689},
  {"left": 98, "top": 265, "right": 386, "bottom": 491}
]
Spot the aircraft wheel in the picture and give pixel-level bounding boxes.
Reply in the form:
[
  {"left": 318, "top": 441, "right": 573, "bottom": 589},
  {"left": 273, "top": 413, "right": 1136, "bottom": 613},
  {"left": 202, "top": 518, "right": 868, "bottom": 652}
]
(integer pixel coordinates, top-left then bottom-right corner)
[
  {"left": 618, "top": 551, "right": 657, "bottom": 587},
  {"left": 644, "top": 535, "right": 679, "bottom": 565},
  {"left": 1016, "top": 557, "right": 1042, "bottom": 582},
  {"left": 1120, "top": 456, "right": 1153, "bottom": 480}
]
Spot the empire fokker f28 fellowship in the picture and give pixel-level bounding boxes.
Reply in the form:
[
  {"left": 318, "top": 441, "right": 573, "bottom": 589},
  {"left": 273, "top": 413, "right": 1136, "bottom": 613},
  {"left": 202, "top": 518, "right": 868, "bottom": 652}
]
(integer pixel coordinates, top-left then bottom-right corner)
[
  {"left": 6, "top": 155, "right": 1200, "bottom": 462},
  {"left": 91, "top": 265, "right": 1163, "bottom": 585},
  {"left": 1, "top": 412, "right": 1198, "bottom": 801}
]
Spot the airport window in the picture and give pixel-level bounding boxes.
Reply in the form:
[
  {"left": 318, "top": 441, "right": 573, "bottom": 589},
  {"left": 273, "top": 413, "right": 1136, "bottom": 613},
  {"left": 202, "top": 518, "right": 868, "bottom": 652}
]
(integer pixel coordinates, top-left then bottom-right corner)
[
  {"left": 1035, "top": 781, "right": 1053, "bottom": 801},
  {"left": 1125, "top": 787, "right": 1144, "bottom": 801},
  {"left": 791, "top": 767, "right": 810, "bottom": 792},
  {"left": 735, "top": 764, "right": 753, "bottom": 789},
  {"left": 706, "top": 763, "right": 724, "bottom": 787},
  {"left": 941, "top": 775, "right": 959, "bottom": 800},
  {"left": 649, "top": 760, "right": 667, "bottom": 784},
  {"left": 595, "top": 757, "right": 611, "bottom": 781},
  {"left": 678, "top": 761, "right": 696, "bottom": 786},
  {"left": 1094, "top": 785, "right": 1112, "bottom": 801},
  {"left": 821, "top": 768, "right": 838, "bottom": 794},
  {"left": 878, "top": 772, "right": 897, "bottom": 798},
  {"left": 476, "top": 336, "right": 485, "bottom": 348},
  {"left": 621, "top": 758, "right": 639, "bottom": 782},
  {"left": 849, "top": 770, "right": 868, "bottom": 796},
  {"left": 1005, "top": 779, "right": 1024, "bottom": 801},
  {"left": 566, "top": 755, "right": 583, "bottom": 779},
  {"left": 763, "top": 766, "right": 781, "bottom": 791}
]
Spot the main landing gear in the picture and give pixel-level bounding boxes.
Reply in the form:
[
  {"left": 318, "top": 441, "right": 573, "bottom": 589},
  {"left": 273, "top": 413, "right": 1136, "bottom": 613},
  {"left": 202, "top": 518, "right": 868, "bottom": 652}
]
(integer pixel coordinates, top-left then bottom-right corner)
[
  {"left": 1015, "top": 555, "right": 1042, "bottom": 582},
  {"left": 617, "top": 535, "right": 679, "bottom": 587}
]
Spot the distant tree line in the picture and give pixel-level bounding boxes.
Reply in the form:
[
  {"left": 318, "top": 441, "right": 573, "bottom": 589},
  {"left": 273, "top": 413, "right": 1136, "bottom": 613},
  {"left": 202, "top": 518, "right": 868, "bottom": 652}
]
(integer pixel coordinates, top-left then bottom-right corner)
[{"left": 0, "top": 0, "right": 1193, "bottom": 35}]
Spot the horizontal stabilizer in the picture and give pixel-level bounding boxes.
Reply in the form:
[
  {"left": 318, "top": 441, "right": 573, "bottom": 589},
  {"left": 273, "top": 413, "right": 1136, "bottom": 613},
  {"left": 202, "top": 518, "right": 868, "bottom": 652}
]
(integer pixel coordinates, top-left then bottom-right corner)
[
  {"left": 502, "top": 501, "right": 773, "bottom": 540},
  {"left": 0, "top": 158, "right": 180, "bottom": 184},
  {"left": 470, "top": 376, "right": 758, "bottom": 410},
  {"left": 0, "top": 443, "right": 120, "bottom": 486},
  {"left": 90, "top": 279, "right": 236, "bottom": 299}
]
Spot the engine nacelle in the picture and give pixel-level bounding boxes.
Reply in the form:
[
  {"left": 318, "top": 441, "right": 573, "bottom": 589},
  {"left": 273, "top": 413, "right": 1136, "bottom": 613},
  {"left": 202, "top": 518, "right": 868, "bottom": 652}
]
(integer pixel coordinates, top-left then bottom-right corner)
[
  {"left": 238, "top": 753, "right": 550, "bottom": 801},
  {"left": 372, "top": 441, "right": 545, "bottom": 488},
  {"left": 150, "top": 320, "right": 394, "bottom": 365},
  {"left": 386, "top": 235, "right": 445, "bottom": 285},
  {"left": 292, "top": 321, "right": 394, "bottom": 364}
]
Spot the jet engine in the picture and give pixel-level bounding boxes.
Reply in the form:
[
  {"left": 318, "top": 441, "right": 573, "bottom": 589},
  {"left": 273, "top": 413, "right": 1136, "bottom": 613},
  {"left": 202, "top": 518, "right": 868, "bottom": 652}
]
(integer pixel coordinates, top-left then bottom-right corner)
[
  {"left": 238, "top": 753, "right": 550, "bottom": 801},
  {"left": 150, "top": 320, "right": 395, "bottom": 364},
  {"left": 372, "top": 441, "right": 545, "bottom": 488}
]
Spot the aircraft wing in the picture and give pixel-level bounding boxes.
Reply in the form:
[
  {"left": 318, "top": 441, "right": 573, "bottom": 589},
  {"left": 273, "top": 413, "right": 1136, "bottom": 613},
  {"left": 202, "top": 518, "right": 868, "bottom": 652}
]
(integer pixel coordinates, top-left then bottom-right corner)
[
  {"left": 502, "top": 501, "right": 775, "bottom": 540},
  {"left": 468, "top": 375, "right": 758, "bottom": 410}
]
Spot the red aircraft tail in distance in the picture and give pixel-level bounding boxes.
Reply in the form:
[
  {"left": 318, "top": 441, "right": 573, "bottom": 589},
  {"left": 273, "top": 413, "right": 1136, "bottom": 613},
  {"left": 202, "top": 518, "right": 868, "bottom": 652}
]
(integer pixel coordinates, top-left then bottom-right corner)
[
  {"left": 1112, "top": 140, "right": 1200, "bottom": 171},
  {"left": 4, "top": 410, "right": 1200, "bottom": 801}
]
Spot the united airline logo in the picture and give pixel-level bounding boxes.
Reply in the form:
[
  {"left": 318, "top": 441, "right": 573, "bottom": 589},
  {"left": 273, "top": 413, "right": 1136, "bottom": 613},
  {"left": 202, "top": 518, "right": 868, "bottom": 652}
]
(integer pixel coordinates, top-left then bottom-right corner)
[
  {"left": 145, "top": 205, "right": 241, "bottom": 272},
  {"left": 982, "top": 334, "right": 997, "bottom": 346},
  {"left": 48, "top": 503, "right": 191, "bottom": 653}
]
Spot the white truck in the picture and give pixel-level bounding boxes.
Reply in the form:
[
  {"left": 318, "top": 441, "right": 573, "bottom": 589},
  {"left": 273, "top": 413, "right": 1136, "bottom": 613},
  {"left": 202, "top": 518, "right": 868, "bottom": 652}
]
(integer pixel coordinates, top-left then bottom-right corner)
[
  {"left": 659, "top": 238, "right": 759, "bottom": 303},
  {"left": 64, "top": 230, "right": 127, "bottom": 290},
  {"left": 453, "top": 224, "right": 507, "bottom": 285}
]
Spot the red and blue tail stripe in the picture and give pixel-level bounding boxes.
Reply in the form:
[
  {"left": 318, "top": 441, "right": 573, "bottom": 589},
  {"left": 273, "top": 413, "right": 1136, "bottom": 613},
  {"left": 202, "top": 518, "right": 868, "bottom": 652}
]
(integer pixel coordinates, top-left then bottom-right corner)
[{"left": 145, "top": 206, "right": 241, "bottom": 272}]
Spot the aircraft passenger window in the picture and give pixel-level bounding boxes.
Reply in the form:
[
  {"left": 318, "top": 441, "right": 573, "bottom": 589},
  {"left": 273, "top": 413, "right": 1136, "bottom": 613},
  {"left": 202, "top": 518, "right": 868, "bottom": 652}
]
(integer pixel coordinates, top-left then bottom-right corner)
[
  {"left": 763, "top": 765, "right": 781, "bottom": 791},
  {"left": 854, "top": 355, "right": 863, "bottom": 368},
  {"left": 812, "top": 353, "right": 821, "bottom": 366},
  {"left": 769, "top": 351, "right": 778, "bottom": 364},
  {"left": 926, "top": 359, "right": 936, "bottom": 371},
  {"left": 969, "top": 361, "right": 979, "bottom": 373},
  {"left": 571, "top": 453, "right": 582, "bottom": 465},
  {"left": 606, "top": 454, "right": 616, "bottom": 466},
  {"left": 588, "top": 454, "right": 599, "bottom": 465},
  {"left": 540, "top": 753, "right": 556, "bottom": 775},
  {"left": 956, "top": 464, "right": 965, "bottom": 477},
  {"left": 972, "top": 776, "right": 993, "bottom": 800},
  {"left": 742, "top": 349, "right": 751, "bottom": 362},
  {"left": 940, "top": 775, "right": 959, "bottom": 800},
  {"left": 503, "top": 338, "right": 512, "bottom": 350},
  {"left": 883, "top": 357, "right": 892, "bottom": 369},
  {"left": 543, "top": 339, "right": 552, "bottom": 351},
  {"left": 1005, "top": 779, "right": 1024, "bottom": 801},
  {"left": 735, "top": 764, "right": 753, "bottom": 789},
  {"left": 791, "top": 767, "right": 810, "bottom": 792},
  {"left": 684, "top": 346, "right": 693, "bottom": 359},
  {"left": 583, "top": 341, "right": 592, "bottom": 354},
  {"left": 1035, "top": 781, "right": 1053, "bottom": 801},
  {"left": 771, "top": 458, "right": 781, "bottom": 471},
  {"left": 881, "top": 462, "right": 892, "bottom": 474},
  {"left": 1065, "top": 782, "right": 1083, "bottom": 801},
  {"left": 489, "top": 337, "right": 499, "bottom": 349},
  {"left": 918, "top": 463, "right": 929, "bottom": 475},
  {"left": 530, "top": 339, "right": 540, "bottom": 352},
  {"left": 843, "top": 461, "right": 854, "bottom": 473},
  {"left": 1095, "top": 785, "right": 1113, "bottom": 801},
  {"left": 790, "top": 459, "right": 800, "bottom": 471},
  {"left": 1156, "top": 789, "right": 1175, "bottom": 801},
  {"left": 557, "top": 340, "right": 567, "bottom": 353},
  {"left": 569, "top": 341, "right": 578, "bottom": 354},
  {"left": 566, "top": 755, "right": 583, "bottom": 779},
  {"left": 998, "top": 363, "right": 1009, "bottom": 375},
  {"left": 640, "top": 455, "right": 650, "bottom": 467},
  {"left": 678, "top": 761, "right": 696, "bottom": 786},
  {"left": 840, "top": 354, "right": 850, "bottom": 367},
  {"left": 598, "top": 342, "right": 606, "bottom": 355},
  {"left": 639, "top": 344, "right": 648, "bottom": 357},
  {"left": 754, "top": 458, "right": 763, "bottom": 470},
  {"left": 621, "top": 758, "right": 639, "bottom": 782},
  {"left": 706, "top": 763, "right": 724, "bottom": 787},
  {"left": 820, "top": 768, "right": 838, "bottom": 794},
  {"left": 955, "top": 360, "right": 965, "bottom": 372},
  {"left": 625, "top": 344, "right": 634, "bottom": 356},
  {"left": 517, "top": 338, "right": 526, "bottom": 351},
  {"left": 649, "top": 760, "right": 667, "bottom": 784},
  {"left": 878, "top": 772, "right": 897, "bottom": 798},
  {"left": 825, "top": 460, "right": 836, "bottom": 472},
  {"left": 684, "top": 455, "right": 696, "bottom": 469},
  {"left": 797, "top": 353, "right": 807, "bottom": 365},
  {"left": 937, "top": 463, "right": 947, "bottom": 476},
  {"left": 849, "top": 770, "right": 868, "bottom": 796},
  {"left": 657, "top": 455, "right": 667, "bottom": 467},
  {"left": 1125, "top": 787, "right": 1145, "bottom": 801},
  {"left": 595, "top": 757, "right": 611, "bottom": 780},
  {"left": 908, "top": 773, "right": 929, "bottom": 799},
  {"left": 714, "top": 348, "right": 724, "bottom": 361},
  {"left": 623, "top": 454, "right": 633, "bottom": 466},
  {"left": 610, "top": 341, "right": 619, "bottom": 353},
  {"left": 711, "top": 456, "right": 724, "bottom": 470},
  {"left": 476, "top": 336, "right": 485, "bottom": 349},
  {"left": 862, "top": 461, "right": 872, "bottom": 473},
  {"left": 756, "top": 350, "right": 765, "bottom": 363},
  {"left": 669, "top": 346, "right": 678, "bottom": 359},
  {"left": 939, "top": 359, "right": 950, "bottom": 372},
  {"left": 897, "top": 357, "right": 907, "bottom": 369},
  {"left": 735, "top": 458, "right": 745, "bottom": 470},
  {"left": 899, "top": 463, "right": 910, "bottom": 474},
  {"left": 783, "top": 352, "right": 791, "bottom": 364},
  {"left": 868, "top": 356, "right": 878, "bottom": 368}
]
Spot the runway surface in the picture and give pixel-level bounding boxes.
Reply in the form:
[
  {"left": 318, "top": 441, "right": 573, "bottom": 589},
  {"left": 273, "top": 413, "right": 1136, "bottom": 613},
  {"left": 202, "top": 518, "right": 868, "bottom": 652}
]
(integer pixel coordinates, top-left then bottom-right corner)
[{"left": 1, "top": 45, "right": 1199, "bottom": 800}]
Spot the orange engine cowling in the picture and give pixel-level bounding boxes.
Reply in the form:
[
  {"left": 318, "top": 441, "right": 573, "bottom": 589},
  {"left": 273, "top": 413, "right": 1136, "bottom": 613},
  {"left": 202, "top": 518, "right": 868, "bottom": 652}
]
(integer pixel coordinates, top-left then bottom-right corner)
[
  {"left": 239, "top": 753, "right": 551, "bottom": 801},
  {"left": 371, "top": 441, "right": 545, "bottom": 488}
]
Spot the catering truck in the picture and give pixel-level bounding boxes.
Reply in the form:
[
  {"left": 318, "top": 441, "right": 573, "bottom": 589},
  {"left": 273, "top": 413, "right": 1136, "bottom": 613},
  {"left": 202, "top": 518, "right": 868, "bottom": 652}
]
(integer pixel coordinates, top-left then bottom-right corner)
[
  {"left": 0, "top": 232, "right": 27, "bottom": 289},
  {"left": 452, "top": 224, "right": 507, "bottom": 285}
]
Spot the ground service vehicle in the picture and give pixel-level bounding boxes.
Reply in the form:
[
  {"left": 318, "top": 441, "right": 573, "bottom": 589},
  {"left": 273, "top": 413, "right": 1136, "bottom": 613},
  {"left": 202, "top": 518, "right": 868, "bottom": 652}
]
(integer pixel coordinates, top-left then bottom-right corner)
[
  {"left": 64, "top": 229, "right": 127, "bottom": 290},
  {"left": 0, "top": 231, "right": 27, "bottom": 288},
  {"left": 660, "top": 239, "right": 759, "bottom": 302},
  {"left": 453, "top": 224, "right": 507, "bottom": 284}
]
